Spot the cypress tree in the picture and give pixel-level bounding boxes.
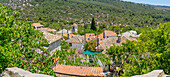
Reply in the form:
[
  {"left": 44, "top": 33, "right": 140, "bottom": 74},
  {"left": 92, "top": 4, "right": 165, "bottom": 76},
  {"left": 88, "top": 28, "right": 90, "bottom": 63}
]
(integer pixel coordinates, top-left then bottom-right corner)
[{"left": 91, "top": 17, "right": 97, "bottom": 31}]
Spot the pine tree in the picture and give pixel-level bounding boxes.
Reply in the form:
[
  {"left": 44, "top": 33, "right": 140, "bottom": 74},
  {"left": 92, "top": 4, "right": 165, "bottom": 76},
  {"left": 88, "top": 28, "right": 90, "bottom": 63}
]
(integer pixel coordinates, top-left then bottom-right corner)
[{"left": 91, "top": 17, "right": 97, "bottom": 31}]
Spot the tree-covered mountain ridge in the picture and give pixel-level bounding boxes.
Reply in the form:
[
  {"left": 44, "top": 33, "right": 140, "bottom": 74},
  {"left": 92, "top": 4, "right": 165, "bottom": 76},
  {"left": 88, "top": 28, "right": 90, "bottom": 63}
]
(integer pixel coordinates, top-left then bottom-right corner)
[{"left": 1, "top": 0, "right": 170, "bottom": 28}]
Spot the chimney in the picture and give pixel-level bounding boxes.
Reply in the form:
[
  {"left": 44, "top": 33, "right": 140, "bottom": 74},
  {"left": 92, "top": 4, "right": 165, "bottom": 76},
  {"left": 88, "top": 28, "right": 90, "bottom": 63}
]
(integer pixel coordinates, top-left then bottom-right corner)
[
  {"left": 103, "top": 28, "right": 106, "bottom": 38},
  {"left": 67, "top": 30, "right": 70, "bottom": 39},
  {"left": 117, "top": 31, "right": 121, "bottom": 43}
]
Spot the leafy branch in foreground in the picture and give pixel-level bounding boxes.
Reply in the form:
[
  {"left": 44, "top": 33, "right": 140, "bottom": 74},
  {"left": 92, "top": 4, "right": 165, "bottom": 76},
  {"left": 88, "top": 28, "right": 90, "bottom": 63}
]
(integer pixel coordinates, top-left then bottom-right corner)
[
  {"left": 107, "top": 22, "right": 170, "bottom": 76},
  {"left": 0, "top": 4, "right": 57, "bottom": 76}
]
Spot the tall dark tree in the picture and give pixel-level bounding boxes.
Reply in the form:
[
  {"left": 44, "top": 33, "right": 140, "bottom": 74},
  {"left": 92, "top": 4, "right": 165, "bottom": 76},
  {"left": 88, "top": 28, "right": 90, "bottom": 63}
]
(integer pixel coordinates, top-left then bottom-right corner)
[{"left": 91, "top": 17, "right": 97, "bottom": 31}]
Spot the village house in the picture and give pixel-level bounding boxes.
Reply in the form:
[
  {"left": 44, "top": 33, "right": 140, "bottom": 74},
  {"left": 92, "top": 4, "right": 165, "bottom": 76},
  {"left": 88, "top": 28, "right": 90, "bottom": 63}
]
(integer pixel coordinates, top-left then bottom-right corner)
[
  {"left": 53, "top": 65, "right": 104, "bottom": 77},
  {"left": 83, "top": 33, "right": 96, "bottom": 42},
  {"left": 38, "top": 27, "right": 56, "bottom": 33},
  {"left": 121, "top": 30, "right": 141, "bottom": 38},
  {"left": 71, "top": 24, "right": 78, "bottom": 33},
  {"left": 58, "top": 33, "right": 75, "bottom": 39},
  {"left": 42, "top": 31, "right": 61, "bottom": 55},
  {"left": 31, "top": 23, "right": 44, "bottom": 29},
  {"left": 96, "top": 36, "right": 137, "bottom": 52},
  {"left": 97, "top": 30, "right": 117, "bottom": 41},
  {"left": 56, "top": 29, "right": 72, "bottom": 34},
  {"left": 66, "top": 36, "right": 85, "bottom": 51}
]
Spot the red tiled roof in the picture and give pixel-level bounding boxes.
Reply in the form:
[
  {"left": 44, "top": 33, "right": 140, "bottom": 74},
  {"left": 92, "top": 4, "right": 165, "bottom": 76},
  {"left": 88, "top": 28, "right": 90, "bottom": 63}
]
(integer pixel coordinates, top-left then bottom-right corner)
[
  {"left": 53, "top": 65, "right": 103, "bottom": 76},
  {"left": 46, "top": 27, "right": 56, "bottom": 32},
  {"left": 97, "top": 30, "right": 117, "bottom": 40},
  {"left": 38, "top": 28, "right": 56, "bottom": 32},
  {"left": 31, "top": 23, "right": 44, "bottom": 27},
  {"left": 58, "top": 33, "right": 75, "bottom": 39}
]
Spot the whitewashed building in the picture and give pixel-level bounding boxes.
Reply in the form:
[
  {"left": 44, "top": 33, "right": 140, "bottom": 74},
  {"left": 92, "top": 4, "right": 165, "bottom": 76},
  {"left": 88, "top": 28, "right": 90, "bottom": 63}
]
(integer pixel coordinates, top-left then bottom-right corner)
[
  {"left": 66, "top": 36, "right": 85, "bottom": 51},
  {"left": 42, "top": 31, "right": 61, "bottom": 55},
  {"left": 122, "top": 30, "right": 141, "bottom": 38},
  {"left": 31, "top": 23, "right": 44, "bottom": 29}
]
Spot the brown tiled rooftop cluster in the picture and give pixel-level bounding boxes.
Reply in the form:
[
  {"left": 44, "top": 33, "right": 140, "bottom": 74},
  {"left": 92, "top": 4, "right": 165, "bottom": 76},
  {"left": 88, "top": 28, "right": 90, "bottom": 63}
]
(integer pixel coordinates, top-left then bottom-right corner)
[
  {"left": 53, "top": 65, "right": 103, "bottom": 76},
  {"left": 66, "top": 36, "right": 84, "bottom": 44},
  {"left": 58, "top": 33, "right": 75, "bottom": 39},
  {"left": 96, "top": 36, "right": 137, "bottom": 50},
  {"left": 97, "top": 30, "right": 117, "bottom": 40}
]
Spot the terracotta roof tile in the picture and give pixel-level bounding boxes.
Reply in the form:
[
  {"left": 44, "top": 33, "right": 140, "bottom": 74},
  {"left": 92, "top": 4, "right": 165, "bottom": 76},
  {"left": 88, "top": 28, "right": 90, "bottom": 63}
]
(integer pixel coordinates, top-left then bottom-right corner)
[
  {"left": 38, "top": 28, "right": 56, "bottom": 32},
  {"left": 46, "top": 27, "right": 56, "bottom": 32},
  {"left": 53, "top": 65, "right": 103, "bottom": 76},
  {"left": 105, "top": 30, "right": 117, "bottom": 36},
  {"left": 31, "top": 23, "right": 44, "bottom": 27},
  {"left": 97, "top": 30, "right": 117, "bottom": 40},
  {"left": 58, "top": 33, "right": 75, "bottom": 39}
]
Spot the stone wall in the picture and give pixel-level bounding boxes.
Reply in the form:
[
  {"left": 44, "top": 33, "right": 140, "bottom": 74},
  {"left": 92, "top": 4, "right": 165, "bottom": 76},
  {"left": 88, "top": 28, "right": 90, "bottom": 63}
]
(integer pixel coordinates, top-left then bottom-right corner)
[
  {"left": 132, "top": 70, "right": 170, "bottom": 77},
  {"left": 0, "top": 67, "right": 53, "bottom": 77}
]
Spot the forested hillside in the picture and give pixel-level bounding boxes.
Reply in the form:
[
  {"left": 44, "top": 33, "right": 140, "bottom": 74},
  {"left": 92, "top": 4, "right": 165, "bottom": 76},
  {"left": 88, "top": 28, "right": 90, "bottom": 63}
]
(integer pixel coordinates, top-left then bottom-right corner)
[{"left": 1, "top": 0, "right": 170, "bottom": 29}]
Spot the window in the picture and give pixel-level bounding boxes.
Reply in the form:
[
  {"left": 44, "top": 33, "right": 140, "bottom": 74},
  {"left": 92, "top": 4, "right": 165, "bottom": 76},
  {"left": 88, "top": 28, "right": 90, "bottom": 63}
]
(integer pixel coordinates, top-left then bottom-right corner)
[{"left": 88, "top": 38, "right": 90, "bottom": 40}]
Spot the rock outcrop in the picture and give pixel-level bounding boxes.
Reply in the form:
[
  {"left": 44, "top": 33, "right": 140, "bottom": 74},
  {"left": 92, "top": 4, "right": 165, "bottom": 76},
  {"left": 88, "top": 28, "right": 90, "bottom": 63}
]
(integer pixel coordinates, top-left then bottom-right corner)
[
  {"left": 0, "top": 67, "right": 53, "bottom": 77},
  {"left": 132, "top": 70, "right": 170, "bottom": 77}
]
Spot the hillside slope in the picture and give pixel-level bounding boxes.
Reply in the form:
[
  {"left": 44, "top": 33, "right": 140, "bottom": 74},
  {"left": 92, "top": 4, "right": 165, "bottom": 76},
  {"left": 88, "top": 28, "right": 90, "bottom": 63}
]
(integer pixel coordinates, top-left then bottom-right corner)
[{"left": 1, "top": 0, "right": 170, "bottom": 29}]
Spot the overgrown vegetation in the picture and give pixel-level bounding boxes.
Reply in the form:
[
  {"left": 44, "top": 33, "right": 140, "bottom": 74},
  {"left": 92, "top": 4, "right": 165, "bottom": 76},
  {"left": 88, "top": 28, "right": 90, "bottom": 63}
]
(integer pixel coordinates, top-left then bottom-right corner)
[
  {"left": 0, "top": 4, "right": 56, "bottom": 76},
  {"left": 107, "top": 22, "right": 170, "bottom": 76},
  {"left": 1, "top": 0, "right": 170, "bottom": 30}
]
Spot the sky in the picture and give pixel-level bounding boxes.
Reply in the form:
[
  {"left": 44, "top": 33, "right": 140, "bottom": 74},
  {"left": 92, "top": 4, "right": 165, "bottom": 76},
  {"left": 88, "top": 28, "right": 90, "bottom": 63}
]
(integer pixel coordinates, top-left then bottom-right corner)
[{"left": 122, "top": 0, "right": 170, "bottom": 6}]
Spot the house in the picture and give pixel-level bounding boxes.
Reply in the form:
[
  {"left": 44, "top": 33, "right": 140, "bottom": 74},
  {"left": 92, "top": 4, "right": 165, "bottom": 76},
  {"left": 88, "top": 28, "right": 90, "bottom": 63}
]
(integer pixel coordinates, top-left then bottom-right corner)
[
  {"left": 53, "top": 65, "right": 104, "bottom": 77},
  {"left": 66, "top": 36, "right": 85, "bottom": 51},
  {"left": 122, "top": 30, "right": 140, "bottom": 38},
  {"left": 38, "top": 27, "right": 56, "bottom": 33},
  {"left": 58, "top": 33, "right": 75, "bottom": 39},
  {"left": 31, "top": 23, "right": 44, "bottom": 29},
  {"left": 83, "top": 33, "right": 96, "bottom": 42},
  {"left": 42, "top": 31, "right": 61, "bottom": 55},
  {"left": 97, "top": 30, "right": 117, "bottom": 41},
  {"left": 96, "top": 36, "right": 137, "bottom": 52},
  {"left": 56, "top": 29, "right": 72, "bottom": 34},
  {"left": 71, "top": 24, "right": 78, "bottom": 33}
]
